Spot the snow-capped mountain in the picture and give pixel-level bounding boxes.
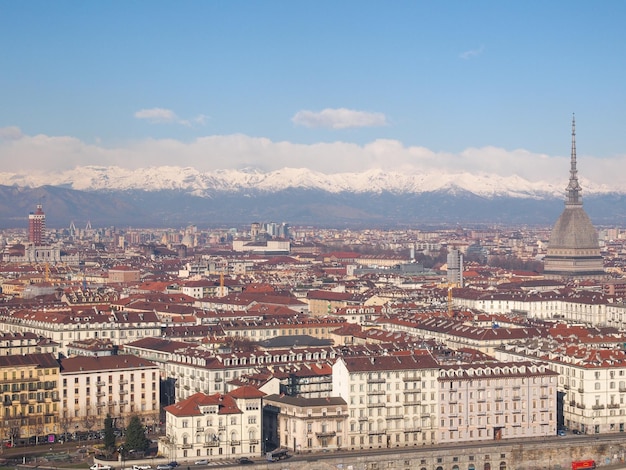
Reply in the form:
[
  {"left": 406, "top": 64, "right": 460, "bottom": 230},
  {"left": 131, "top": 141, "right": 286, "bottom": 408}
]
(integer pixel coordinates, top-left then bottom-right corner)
[
  {"left": 0, "top": 165, "right": 614, "bottom": 198},
  {"left": 0, "top": 166, "right": 623, "bottom": 228}
]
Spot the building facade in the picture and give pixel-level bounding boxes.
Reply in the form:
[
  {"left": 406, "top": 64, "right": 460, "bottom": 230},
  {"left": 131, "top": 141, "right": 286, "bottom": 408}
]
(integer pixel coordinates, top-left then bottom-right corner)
[
  {"left": 0, "top": 353, "right": 60, "bottom": 446},
  {"left": 160, "top": 386, "right": 264, "bottom": 462},
  {"left": 59, "top": 355, "right": 160, "bottom": 432}
]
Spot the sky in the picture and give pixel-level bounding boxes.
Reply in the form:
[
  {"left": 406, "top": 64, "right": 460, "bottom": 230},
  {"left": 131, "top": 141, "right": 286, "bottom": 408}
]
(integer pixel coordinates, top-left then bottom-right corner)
[{"left": 1, "top": 1, "right": 626, "bottom": 187}]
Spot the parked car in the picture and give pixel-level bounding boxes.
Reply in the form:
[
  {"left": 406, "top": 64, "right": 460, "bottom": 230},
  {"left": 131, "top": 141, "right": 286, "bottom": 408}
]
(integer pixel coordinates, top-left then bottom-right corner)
[
  {"left": 90, "top": 465, "right": 112, "bottom": 470},
  {"left": 238, "top": 458, "right": 254, "bottom": 465},
  {"left": 167, "top": 462, "right": 179, "bottom": 468},
  {"left": 572, "top": 429, "right": 582, "bottom": 435},
  {"left": 194, "top": 460, "right": 208, "bottom": 465},
  {"left": 133, "top": 466, "right": 152, "bottom": 470},
  {"left": 156, "top": 465, "right": 172, "bottom": 470},
  {"left": 557, "top": 429, "right": 566, "bottom": 436}
]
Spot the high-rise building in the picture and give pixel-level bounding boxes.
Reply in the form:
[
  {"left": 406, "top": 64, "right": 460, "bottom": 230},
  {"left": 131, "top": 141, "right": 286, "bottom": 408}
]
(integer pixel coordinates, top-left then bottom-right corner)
[
  {"left": 447, "top": 248, "right": 464, "bottom": 287},
  {"left": 543, "top": 116, "right": 605, "bottom": 279},
  {"left": 28, "top": 203, "right": 45, "bottom": 244}
]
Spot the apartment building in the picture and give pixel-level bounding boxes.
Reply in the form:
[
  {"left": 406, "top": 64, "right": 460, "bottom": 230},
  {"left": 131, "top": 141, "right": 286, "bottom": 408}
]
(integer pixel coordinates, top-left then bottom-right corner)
[
  {"left": 496, "top": 338, "right": 626, "bottom": 435},
  {"left": 167, "top": 346, "right": 339, "bottom": 401},
  {"left": 59, "top": 354, "right": 160, "bottom": 432},
  {"left": 263, "top": 394, "right": 348, "bottom": 452},
  {"left": 160, "top": 386, "right": 265, "bottom": 462},
  {"left": 453, "top": 289, "right": 609, "bottom": 325},
  {"left": 332, "top": 354, "right": 441, "bottom": 450},
  {"left": 437, "top": 361, "right": 557, "bottom": 443},
  {"left": 0, "top": 353, "right": 60, "bottom": 445},
  {"left": 0, "top": 331, "right": 58, "bottom": 356},
  {"left": 380, "top": 316, "right": 543, "bottom": 355},
  {"left": 0, "top": 309, "right": 161, "bottom": 356}
]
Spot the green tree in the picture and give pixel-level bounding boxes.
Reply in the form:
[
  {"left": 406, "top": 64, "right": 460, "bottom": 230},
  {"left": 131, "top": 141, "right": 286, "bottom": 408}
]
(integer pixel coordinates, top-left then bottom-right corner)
[
  {"left": 124, "top": 415, "right": 149, "bottom": 452},
  {"left": 103, "top": 415, "right": 116, "bottom": 455}
]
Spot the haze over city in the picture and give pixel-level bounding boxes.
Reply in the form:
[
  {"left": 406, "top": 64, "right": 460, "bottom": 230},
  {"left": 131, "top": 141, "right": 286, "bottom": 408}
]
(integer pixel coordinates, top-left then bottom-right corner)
[{"left": 1, "top": 1, "right": 626, "bottom": 190}]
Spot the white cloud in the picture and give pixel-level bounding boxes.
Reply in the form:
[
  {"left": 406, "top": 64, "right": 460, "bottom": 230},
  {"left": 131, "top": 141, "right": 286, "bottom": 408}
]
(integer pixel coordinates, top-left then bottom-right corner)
[
  {"left": 292, "top": 108, "right": 387, "bottom": 129},
  {"left": 459, "top": 46, "right": 485, "bottom": 60},
  {"left": 134, "top": 108, "right": 178, "bottom": 123},
  {"left": 134, "top": 108, "right": 209, "bottom": 127},
  {"left": 0, "top": 127, "right": 623, "bottom": 189},
  {"left": 0, "top": 126, "right": 23, "bottom": 140}
]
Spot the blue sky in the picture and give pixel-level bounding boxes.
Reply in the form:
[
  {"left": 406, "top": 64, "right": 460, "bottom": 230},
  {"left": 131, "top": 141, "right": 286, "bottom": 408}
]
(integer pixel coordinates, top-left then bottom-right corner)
[{"left": 1, "top": 1, "right": 626, "bottom": 186}]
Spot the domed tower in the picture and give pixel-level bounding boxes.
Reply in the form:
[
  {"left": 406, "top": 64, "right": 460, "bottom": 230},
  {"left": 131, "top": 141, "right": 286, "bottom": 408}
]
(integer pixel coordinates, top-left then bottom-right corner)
[{"left": 543, "top": 115, "right": 605, "bottom": 279}]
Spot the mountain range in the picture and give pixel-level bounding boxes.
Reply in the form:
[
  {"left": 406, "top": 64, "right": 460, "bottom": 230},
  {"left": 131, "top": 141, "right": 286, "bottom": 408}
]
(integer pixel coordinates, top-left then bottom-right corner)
[{"left": 0, "top": 166, "right": 624, "bottom": 229}]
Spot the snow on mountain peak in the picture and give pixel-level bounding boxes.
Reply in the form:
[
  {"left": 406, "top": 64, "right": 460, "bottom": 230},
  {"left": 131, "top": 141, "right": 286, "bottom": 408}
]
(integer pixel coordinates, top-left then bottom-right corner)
[{"left": 0, "top": 165, "right": 617, "bottom": 198}]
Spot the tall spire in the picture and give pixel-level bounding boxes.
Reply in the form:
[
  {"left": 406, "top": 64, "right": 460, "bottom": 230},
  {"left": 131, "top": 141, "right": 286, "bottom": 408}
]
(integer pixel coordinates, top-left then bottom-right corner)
[{"left": 565, "top": 113, "right": 582, "bottom": 206}]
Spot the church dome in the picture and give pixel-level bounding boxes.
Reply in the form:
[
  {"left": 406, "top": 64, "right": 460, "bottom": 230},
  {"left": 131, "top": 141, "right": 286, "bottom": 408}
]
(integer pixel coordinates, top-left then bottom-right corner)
[{"left": 548, "top": 205, "right": 599, "bottom": 250}]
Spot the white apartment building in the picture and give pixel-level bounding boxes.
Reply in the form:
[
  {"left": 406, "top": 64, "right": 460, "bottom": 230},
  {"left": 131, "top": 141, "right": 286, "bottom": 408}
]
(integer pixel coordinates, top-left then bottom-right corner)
[
  {"left": 453, "top": 289, "right": 609, "bottom": 326},
  {"left": 160, "top": 386, "right": 265, "bottom": 462},
  {"left": 496, "top": 338, "right": 626, "bottom": 435},
  {"left": 59, "top": 355, "right": 160, "bottom": 431},
  {"left": 167, "top": 347, "right": 338, "bottom": 402},
  {"left": 606, "top": 302, "right": 626, "bottom": 330},
  {"left": 332, "top": 354, "right": 441, "bottom": 449},
  {"left": 0, "top": 309, "right": 161, "bottom": 356},
  {"left": 437, "top": 361, "right": 557, "bottom": 443},
  {"left": 379, "top": 316, "right": 543, "bottom": 355},
  {"left": 263, "top": 394, "right": 348, "bottom": 452}
]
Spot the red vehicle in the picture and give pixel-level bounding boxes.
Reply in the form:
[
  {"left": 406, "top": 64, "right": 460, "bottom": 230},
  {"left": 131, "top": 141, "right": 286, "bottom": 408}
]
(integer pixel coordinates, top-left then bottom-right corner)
[{"left": 572, "top": 460, "right": 596, "bottom": 470}]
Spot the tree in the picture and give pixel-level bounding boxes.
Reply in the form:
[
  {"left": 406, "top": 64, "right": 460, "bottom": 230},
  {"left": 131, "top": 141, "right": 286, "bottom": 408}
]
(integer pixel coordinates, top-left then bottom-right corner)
[
  {"left": 124, "top": 415, "right": 148, "bottom": 452},
  {"left": 103, "top": 415, "right": 116, "bottom": 455}
]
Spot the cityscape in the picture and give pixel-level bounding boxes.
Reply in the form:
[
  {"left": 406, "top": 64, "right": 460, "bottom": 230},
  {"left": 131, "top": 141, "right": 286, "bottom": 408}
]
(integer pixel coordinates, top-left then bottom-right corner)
[
  {"left": 1, "top": 118, "right": 626, "bottom": 470},
  {"left": 2, "top": 2, "right": 626, "bottom": 470}
]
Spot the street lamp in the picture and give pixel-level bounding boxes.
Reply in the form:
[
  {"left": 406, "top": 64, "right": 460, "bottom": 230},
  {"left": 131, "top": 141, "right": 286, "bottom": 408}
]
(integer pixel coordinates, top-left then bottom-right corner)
[{"left": 118, "top": 445, "right": 125, "bottom": 470}]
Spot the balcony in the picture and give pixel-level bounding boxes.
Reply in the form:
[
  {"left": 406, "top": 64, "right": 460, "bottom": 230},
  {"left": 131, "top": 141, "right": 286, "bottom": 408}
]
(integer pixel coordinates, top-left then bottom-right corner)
[
  {"left": 592, "top": 404, "right": 605, "bottom": 410},
  {"left": 120, "top": 400, "right": 128, "bottom": 405},
  {"left": 367, "top": 430, "right": 386, "bottom": 436},
  {"left": 403, "top": 376, "right": 421, "bottom": 382},
  {"left": 230, "top": 440, "right": 240, "bottom": 446},
  {"left": 578, "top": 388, "right": 585, "bottom": 394},
  {"left": 358, "top": 416, "right": 368, "bottom": 422},
  {"left": 367, "top": 378, "right": 385, "bottom": 384},
  {"left": 620, "top": 386, "right": 626, "bottom": 393},
  {"left": 203, "top": 441, "right": 219, "bottom": 447},
  {"left": 196, "top": 427, "right": 204, "bottom": 432},
  {"left": 218, "top": 425, "right": 226, "bottom": 431},
  {"left": 576, "top": 403, "right": 586, "bottom": 409},
  {"left": 403, "top": 428, "right": 421, "bottom": 433},
  {"left": 512, "top": 396, "right": 521, "bottom": 401},
  {"left": 214, "top": 377, "right": 223, "bottom": 382},
  {"left": 563, "top": 384, "right": 570, "bottom": 390},
  {"left": 315, "top": 431, "right": 336, "bottom": 438},
  {"left": 386, "top": 414, "right": 403, "bottom": 420},
  {"left": 569, "top": 400, "right": 576, "bottom": 407},
  {"left": 96, "top": 381, "right": 106, "bottom": 387},
  {"left": 181, "top": 444, "right": 192, "bottom": 449},
  {"left": 119, "top": 390, "right": 128, "bottom": 395},
  {"left": 368, "top": 390, "right": 385, "bottom": 395},
  {"left": 404, "top": 401, "right": 421, "bottom": 406},
  {"left": 608, "top": 403, "right": 620, "bottom": 409},
  {"left": 367, "top": 402, "right": 386, "bottom": 408},
  {"left": 249, "top": 439, "right": 259, "bottom": 445},
  {"left": 120, "top": 380, "right": 128, "bottom": 385},
  {"left": 96, "top": 392, "right": 105, "bottom": 397}
]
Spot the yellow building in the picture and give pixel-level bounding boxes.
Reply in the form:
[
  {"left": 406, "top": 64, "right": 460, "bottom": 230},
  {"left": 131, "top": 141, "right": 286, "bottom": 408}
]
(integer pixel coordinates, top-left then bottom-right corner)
[{"left": 0, "top": 353, "right": 60, "bottom": 445}]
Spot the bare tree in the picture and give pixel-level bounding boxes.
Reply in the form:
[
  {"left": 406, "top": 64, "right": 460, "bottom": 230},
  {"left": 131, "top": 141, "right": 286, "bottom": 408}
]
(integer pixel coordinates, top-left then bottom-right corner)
[
  {"left": 59, "top": 414, "right": 74, "bottom": 442},
  {"left": 81, "top": 413, "right": 96, "bottom": 433}
]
